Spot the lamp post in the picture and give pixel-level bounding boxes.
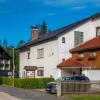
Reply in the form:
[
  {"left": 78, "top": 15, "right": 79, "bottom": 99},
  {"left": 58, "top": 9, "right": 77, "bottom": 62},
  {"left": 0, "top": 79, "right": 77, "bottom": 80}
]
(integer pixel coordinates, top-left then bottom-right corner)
[{"left": 12, "top": 47, "right": 15, "bottom": 87}]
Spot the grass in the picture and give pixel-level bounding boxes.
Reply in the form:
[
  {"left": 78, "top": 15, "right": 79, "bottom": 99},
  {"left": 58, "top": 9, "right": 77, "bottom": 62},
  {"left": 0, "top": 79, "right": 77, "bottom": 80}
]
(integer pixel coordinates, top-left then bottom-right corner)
[{"left": 63, "top": 94, "right": 100, "bottom": 100}]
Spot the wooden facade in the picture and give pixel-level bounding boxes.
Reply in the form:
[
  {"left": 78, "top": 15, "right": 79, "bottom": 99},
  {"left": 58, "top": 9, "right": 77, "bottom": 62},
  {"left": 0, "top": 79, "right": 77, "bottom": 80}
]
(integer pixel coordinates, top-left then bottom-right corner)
[{"left": 74, "top": 50, "right": 100, "bottom": 68}]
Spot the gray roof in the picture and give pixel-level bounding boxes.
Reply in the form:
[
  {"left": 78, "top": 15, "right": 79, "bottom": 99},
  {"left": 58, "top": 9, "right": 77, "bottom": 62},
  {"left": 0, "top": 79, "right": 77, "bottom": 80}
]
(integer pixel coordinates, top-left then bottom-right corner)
[{"left": 17, "top": 12, "right": 100, "bottom": 50}]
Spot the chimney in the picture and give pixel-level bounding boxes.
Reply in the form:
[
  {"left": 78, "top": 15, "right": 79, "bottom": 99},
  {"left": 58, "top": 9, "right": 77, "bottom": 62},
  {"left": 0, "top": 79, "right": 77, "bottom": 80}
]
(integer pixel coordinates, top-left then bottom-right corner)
[{"left": 31, "top": 26, "right": 39, "bottom": 40}]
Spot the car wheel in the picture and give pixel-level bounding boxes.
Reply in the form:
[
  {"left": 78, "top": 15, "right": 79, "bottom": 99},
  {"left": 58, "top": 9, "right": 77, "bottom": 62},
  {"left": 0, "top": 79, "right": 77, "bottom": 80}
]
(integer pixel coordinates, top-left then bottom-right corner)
[{"left": 50, "top": 88, "right": 56, "bottom": 94}]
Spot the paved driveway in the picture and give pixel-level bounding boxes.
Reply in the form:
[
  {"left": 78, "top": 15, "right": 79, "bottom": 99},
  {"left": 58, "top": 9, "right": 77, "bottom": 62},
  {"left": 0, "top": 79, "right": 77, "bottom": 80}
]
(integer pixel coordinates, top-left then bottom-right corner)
[{"left": 0, "top": 86, "right": 59, "bottom": 100}]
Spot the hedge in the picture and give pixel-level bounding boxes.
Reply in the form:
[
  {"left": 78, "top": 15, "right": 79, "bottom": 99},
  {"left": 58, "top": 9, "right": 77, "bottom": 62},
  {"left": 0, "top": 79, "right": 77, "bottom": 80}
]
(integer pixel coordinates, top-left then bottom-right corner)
[{"left": 0, "top": 77, "right": 54, "bottom": 89}]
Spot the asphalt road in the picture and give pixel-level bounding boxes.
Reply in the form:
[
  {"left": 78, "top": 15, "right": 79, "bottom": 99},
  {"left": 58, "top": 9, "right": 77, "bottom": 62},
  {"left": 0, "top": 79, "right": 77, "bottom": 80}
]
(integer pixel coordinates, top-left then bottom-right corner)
[{"left": 0, "top": 85, "right": 59, "bottom": 100}]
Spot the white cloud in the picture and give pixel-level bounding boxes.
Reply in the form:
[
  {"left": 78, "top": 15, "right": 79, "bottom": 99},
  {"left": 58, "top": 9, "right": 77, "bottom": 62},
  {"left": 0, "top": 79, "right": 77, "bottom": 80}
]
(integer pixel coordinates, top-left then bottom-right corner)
[
  {"left": 71, "top": 6, "right": 86, "bottom": 10},
  {"left": 42, "top": 0, "right": 74, "bottom": 5},
  {"left": 36, "top": 12, "right": 55, "bottom": 17},
  {"left": 29, "top": 0, "right": 100, "bottom": 6},
  {"left": 46, "top": 12, "right": 55, "bottom": 16}
]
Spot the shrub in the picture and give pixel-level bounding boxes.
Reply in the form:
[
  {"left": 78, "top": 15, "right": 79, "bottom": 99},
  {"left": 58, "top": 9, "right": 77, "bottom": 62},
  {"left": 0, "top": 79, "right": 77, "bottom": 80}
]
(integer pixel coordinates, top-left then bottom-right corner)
[
  {"left": 0, "top": 77, "right": 54, "bottom": 89},
  {"left": 1, "top": 77, "right": 13, "bottom": 85}
]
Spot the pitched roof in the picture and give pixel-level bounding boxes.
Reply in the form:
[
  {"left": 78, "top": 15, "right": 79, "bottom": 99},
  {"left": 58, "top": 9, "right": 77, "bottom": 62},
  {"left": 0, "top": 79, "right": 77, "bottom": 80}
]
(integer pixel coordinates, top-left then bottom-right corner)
[
  {"left": 0, "top": 46, "right": 11, "bottom": 59},
  {"left": 18, "top": 12, "right": 100, "bottom": 49},
  {"left": 70, "top": 37, "right": 100, "bottom": 53},
  {"left": 57, "top": 57, "right": 86, "bottom": 68}
]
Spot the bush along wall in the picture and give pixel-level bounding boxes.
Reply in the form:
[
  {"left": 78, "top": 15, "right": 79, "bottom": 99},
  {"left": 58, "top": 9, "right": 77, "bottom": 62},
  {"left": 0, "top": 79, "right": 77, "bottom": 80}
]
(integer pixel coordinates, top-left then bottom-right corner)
[{"left": 0, "top": 77, "right": 54, "bottom": 89}]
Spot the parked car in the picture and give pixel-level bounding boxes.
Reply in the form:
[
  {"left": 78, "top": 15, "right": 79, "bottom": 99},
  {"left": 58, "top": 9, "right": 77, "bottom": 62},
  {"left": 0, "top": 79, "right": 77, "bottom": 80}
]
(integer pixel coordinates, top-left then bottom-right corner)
[
  {"left": 58, "top": 75, "right": 90, "bottom": 81},
  {"left": 45, "top": 82, "right": 57, "bottom": 93},
  {"left": 46, "top": 75, "right": 90, "bottom": 93}
]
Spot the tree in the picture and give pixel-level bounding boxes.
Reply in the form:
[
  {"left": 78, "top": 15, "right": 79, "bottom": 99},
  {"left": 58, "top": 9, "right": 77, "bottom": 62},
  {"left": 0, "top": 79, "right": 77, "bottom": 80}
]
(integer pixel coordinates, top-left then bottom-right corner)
[
  {"left": 48, "top": 29, "right": 51, "bottom": 33},
  {"left": 3, "top": 38, "right": 8, "bottom": 48},
  {"left": 17, "top": 40, "right": 25, "bottom": 48},
  {"left": 40, "top": 21, "right": 47, "bottom": 34},
  {"left": 4, "top": 46, "right": 19, "bottom": 77},
  {"left": 0, "top": 40, "right": 2, "bottom": 47}
]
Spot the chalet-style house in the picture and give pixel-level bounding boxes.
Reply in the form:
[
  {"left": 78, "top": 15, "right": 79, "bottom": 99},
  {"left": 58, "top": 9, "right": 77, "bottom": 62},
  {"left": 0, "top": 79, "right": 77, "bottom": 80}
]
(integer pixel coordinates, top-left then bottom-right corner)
[
  {"left": 0, "top": 46, "right": 11, "bottom": 76},
  {"left": 58, "top": 37, "right": 100, "bottom": 80},
  {"left": 18, "top": 12, "right": 100, "bottom": 79}
]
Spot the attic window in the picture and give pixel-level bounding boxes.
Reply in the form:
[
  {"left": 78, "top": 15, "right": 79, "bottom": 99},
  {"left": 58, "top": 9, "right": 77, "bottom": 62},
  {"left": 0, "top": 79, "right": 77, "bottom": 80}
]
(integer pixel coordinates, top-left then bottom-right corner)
[{"left": 62, "top": 37, "right": 66, "bottom": 43}]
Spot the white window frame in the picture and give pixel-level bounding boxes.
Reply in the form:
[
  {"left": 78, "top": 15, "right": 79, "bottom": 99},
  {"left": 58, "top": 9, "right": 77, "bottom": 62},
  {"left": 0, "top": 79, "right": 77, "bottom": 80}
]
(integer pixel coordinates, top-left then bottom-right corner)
[
  {"left": 91, "top": 52, "right": 96, "bottom": 57},
  {"left": 27, "top": 51, "right": 30, "bottom": 59},
  {"left": 37, "top": 48, "right": 44, "bottom": 59},
  {"left": 79, "top": 53, "right": 84, "bottom": 58},
  {"left": 37, "top": 67, "right": 44, "bottom": 76},
  {"left": 96, "top": 27, "right": 100, "bottom": 37},
  {"left": 62, "top": 37, "right": 66, "bottom": 43},
  {"left": 74, "top": 31, "right": 84, "bottom": 46}
]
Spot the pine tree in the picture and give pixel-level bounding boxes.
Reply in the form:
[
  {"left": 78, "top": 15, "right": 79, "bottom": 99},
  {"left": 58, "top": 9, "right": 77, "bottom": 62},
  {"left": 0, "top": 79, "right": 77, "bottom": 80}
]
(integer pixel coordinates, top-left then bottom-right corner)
[
  {"left": 17, "top": 40, "right": 25, "bottom": 47},
  {"left": 0, "top": 40, "right": 2, "bottom": 47},
  {"left": 3, "top": 38, "right": 8, "bottom": 48},
  {"left": 40, "top": 21, "right": 47, "bottom": 34}
]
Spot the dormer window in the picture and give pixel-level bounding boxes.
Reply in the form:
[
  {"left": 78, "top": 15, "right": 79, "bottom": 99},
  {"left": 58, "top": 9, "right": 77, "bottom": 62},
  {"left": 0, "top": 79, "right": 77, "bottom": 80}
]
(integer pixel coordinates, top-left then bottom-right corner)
[
  {"left": 91, "top": 52, "right": 96, "bottom": 57},
  {"left": 79, "top": 53, "right": 84, "bottom": 58},
  {"left": 88, "top": 52, "right": 96, "bottom": 60},
  {"left": 62, "top": 37, "right": 65, "bottom": 43},
  {"left": 96, "top": 27, "right": 100, "bottom": 37},
  {"left": 77, "top": 53, "right": 84, "bottom": 61}
]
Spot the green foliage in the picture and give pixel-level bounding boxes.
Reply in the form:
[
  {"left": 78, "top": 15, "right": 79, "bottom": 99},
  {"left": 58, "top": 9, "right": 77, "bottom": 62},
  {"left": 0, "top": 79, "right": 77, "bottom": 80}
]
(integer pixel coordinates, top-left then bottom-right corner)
[
  {"left": 0, "top": 77, "right": 13, "bottom": 85},
  {"left": 0, "top": 77, "right": 54, "bottom": 89},
  {"left": 65, "top": 95, "right": 100, "bottom": 100},
  {"left": 4, "top": 47, "right": 19, "bottom": 77},
  {"left": 14, "top": 50, "right": 19, "bottom": 77},
  {"left": 40, "top": 21, "right": 47, "bottom": 34}
]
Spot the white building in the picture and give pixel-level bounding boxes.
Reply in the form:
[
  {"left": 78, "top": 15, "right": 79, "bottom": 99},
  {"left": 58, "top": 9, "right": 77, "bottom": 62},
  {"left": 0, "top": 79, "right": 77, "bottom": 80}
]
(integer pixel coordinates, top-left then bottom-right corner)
[{"left": 18, "top": 13, "right": 100, "bottom": 79}]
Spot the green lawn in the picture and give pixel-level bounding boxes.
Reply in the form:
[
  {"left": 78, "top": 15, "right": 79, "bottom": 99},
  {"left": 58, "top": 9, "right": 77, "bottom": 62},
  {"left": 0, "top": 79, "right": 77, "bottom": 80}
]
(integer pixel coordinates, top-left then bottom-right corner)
[{"left": 64, "top": 95, "right": 100, "bottom": 100}]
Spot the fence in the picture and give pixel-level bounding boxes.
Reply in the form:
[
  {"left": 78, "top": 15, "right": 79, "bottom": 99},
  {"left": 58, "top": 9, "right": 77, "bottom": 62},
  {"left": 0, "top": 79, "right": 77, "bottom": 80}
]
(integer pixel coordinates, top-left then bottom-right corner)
[{"left": 57, "top": 80, "right": 100, "bottom": 96}]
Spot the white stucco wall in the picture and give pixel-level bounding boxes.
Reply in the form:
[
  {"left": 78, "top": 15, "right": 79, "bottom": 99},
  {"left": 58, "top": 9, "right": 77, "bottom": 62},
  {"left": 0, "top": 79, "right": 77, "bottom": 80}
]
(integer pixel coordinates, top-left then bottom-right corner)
[
  {"left": 82, "top": 70, "right": 100, "bottom": 80},
  {"left": 19, "top": 39, "right": 61, "bottom": 79},
  {"left": 58, "top": 20, "right": 97, "bottom": 63},
  {"left": 19, "top": 18, "right": 100, "bottom": 79},
  {"left": 19, "top": 51, "right": 31, "bottom": 78}
]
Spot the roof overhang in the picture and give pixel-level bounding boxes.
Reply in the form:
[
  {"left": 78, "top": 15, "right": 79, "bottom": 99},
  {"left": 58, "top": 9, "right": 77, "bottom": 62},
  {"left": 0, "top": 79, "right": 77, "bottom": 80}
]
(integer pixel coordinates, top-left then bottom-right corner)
[{"left": 24, "top": 66, "right": 37, "bottom": 71}]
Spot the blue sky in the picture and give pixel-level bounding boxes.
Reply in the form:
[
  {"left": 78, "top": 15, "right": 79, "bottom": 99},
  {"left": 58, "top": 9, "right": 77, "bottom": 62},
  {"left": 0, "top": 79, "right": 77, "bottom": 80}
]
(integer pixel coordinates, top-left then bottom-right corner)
[{"left": 0, "top": 0, "right": 100, "bottom": 46}]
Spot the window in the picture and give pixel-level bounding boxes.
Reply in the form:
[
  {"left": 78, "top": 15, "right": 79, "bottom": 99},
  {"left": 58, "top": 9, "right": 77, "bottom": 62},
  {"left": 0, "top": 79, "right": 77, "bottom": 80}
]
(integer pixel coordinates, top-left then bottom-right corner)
[
  {"left": 74, "top": 31, "right": 83, "bottom": 46},
  {"left": 62, "top": 37, "right": 66, "bottom": 43},
  {"left": 27, "top": 52, "right": 30, "bottom": 59},
  {"left": 37, "top": 68, "right": 44, "bottom": 76},
  {"left": 91, "top": 52, "right": 96, "bottom": 57},
  {"left": 79, "top": 53, "right": 84, "bottom": 58},
  {"left": 96, "top": 27, "right": 100, "bottom": 36},
  {"left": 37, "top": 48, "right": 44, "bottom": 58}
]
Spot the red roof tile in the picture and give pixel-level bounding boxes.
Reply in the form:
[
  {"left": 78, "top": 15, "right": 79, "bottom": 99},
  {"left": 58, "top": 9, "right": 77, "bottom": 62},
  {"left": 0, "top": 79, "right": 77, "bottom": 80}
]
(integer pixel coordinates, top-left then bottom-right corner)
[
  {"left": 57, "top": 57, "right": 86, "bottom": 68},
  {"left": 70, "top": 37, "right": 100, "bottom": 53}
]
